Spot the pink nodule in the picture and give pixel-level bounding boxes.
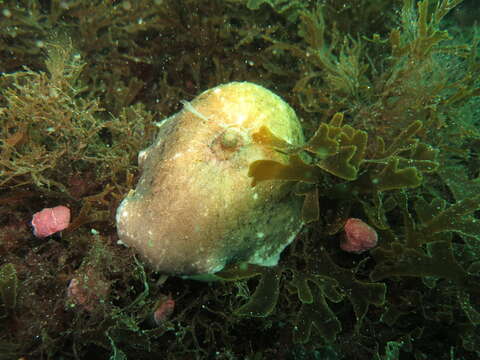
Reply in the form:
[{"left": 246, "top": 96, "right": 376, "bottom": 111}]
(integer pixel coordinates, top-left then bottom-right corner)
[
  {"left": 340, "top": 218, "right": 378, "bottom": 254},
  {"left": 153, "top": 296, "right": 175, "bottom": 325},
  {"left": 31, "top": 205, "right": 71, "bottom": 238}
]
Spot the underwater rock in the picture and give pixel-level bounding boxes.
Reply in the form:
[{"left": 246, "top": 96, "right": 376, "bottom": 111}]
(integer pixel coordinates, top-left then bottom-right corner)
[{"left": 116, "top": 82, "right": 304, "bottom": 275}]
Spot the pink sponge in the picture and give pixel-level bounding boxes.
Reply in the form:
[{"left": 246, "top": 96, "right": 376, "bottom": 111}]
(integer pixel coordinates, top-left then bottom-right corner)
[
  {"left": 31, "top": 205, "right": 71, "bottom": 238},
  {"left": 340, "top": 218, "right": 378, "bottom": 254}
]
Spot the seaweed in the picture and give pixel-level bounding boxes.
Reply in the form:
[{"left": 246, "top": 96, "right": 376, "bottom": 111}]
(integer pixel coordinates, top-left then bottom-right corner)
[
  {"left": 244, "top": 0, "right": 307, "bottom": 22},
  {"left": 0, "top": 263, "right": 17, "bottom": 317},
  {"left": 1, "top": 0, "right": 480, "bottom": 358},
  {"left": 218, "top": 250, "right": 387, "bottom": 346},
  {"left": 304, "top": 113, "right": 368, "bottom": 180},
  {"left": 289, "top": 274, "right": 342, "bottom": 344},
  {"left": 415, "top": 195, "right": 480, "bottom": 241},
  {"left": 216, "top": 264, "right": 281, "bottom": 317},
  {"left": 249, "top": 114, "right": 440, "bottom": 228},
  {"left": 0, "top": 37, "right": 157, "bottom": 234},
  {"left": 244, "top": 0, "right": 479, "bottom": 357}
]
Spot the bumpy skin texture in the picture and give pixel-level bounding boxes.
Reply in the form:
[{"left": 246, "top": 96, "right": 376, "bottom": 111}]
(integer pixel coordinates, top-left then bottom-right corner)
[{"left": 116, "top": 82, "right": 304, "bottom": 275}]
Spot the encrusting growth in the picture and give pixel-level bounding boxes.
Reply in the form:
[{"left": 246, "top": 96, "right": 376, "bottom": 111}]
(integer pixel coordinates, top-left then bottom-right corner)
[{"left": 116, "top": 82, "right": 305, "bottom": 275}]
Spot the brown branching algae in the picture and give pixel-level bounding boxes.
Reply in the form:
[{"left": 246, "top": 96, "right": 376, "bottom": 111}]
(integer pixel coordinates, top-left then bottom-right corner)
[{"left": 1, "top": 0, "right": 480, "bottom": 358}]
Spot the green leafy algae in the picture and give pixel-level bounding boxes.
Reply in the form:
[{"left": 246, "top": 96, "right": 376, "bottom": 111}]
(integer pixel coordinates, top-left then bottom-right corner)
[{"left": 216, "top": 264, "right": 281, "bottom": 317}]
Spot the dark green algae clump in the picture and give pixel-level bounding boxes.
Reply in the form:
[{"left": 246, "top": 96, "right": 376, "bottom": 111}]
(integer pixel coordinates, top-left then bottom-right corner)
[{"left": 1, "top": 0, "right": 480, "bottom": 359}]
